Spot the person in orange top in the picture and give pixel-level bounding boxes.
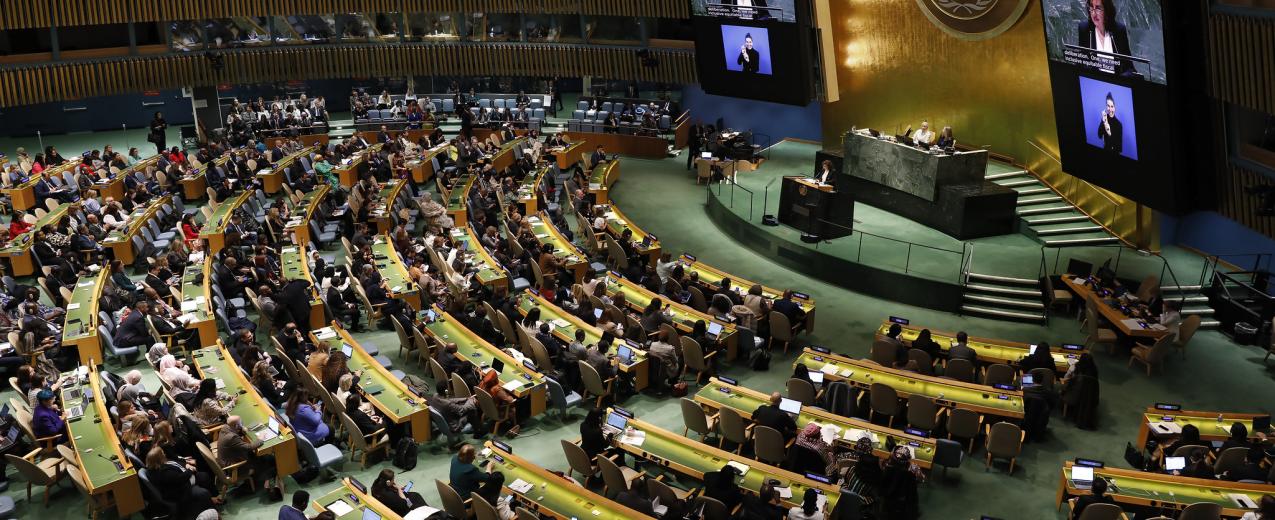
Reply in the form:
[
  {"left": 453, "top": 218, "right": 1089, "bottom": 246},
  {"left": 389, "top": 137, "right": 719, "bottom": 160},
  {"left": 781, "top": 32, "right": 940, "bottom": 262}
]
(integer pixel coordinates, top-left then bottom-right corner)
[{"left": 477, "top": 366, "right": 520, "bottom": 436}]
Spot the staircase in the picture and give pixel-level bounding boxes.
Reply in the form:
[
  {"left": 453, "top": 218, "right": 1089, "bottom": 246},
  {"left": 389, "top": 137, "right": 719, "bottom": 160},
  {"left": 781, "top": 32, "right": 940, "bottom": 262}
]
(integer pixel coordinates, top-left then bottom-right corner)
[
  {"left": 989, "top": 169, "right": 1120, "bottom": 247},
  {"left": 1161, "top": 284, "right": 1221, "bottom": 329},
  {"left": 960, "top": 272, "right": 1046, "bottom": 323}
]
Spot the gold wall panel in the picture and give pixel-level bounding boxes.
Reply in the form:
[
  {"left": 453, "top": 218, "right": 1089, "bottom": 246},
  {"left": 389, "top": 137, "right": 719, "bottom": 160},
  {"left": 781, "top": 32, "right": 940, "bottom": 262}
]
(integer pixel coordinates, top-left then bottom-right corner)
[
  {"left": 1208, "top": 14, "right": 1275, "bottom": 117},
  {"left": 823, "top": 0, "right": 1155, "bottom": 249}
]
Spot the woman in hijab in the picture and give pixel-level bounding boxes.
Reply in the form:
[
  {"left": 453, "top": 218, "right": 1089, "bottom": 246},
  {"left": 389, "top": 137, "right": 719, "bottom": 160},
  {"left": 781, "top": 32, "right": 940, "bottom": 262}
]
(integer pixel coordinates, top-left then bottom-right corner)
[
  {"left": 795, "top": 423, "right": 834, "bottom": 475},
  {"left": 879, "top": 445, "right": 924, "bottom": 519}
]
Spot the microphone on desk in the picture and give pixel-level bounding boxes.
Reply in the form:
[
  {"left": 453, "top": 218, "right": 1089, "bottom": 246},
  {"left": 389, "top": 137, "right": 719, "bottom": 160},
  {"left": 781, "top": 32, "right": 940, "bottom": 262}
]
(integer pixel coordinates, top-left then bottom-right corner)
[{"left": 96, "top": 451, "right": 124, "bottom": 470}]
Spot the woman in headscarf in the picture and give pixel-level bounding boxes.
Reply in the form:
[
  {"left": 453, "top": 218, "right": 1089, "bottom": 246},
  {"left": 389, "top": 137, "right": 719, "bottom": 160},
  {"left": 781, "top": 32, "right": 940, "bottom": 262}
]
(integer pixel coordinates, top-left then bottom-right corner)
[
  {"left": 844, "top": 437, "right": 881, "bottom": 508},
  {"left": 879, "top": 445, "right": 924, "bottom": 519},
  {"left": 795, "top": 423, "right": 833, "bottom": 475}
]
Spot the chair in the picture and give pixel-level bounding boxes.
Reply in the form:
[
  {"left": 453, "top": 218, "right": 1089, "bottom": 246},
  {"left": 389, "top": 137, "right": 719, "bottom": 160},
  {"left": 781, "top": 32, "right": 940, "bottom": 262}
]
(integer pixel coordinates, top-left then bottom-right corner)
[
  {"left": 716, "top": 407, "right": 751, "bottom": 453},
  {"left": 597, "top": 454, "right": 643, "bottom": 498},
  {"left": 471, "top": 493, "right": 501, "bottom": 520},
  {"left": 1213, "top": 446, "right": 1249, "bottom": 475},
  {"left": 295, "top": 434, "right": 343, "bottom": 476},
  {"left": 906, "top": 394, "right": 943, "bottom": 431},
  {"left": 768, "top": 311, "right": 796, "bottom": 353},
  {"left": 1174, "top": 314, "right": 1201, "bottom": 358},
  {"left": 5, "top": 452, "right": 64, "bottom": 507},
  {"left": 907, "top": 349, "right": 935, "bottom": 375},
  {"left": 696, "top": 160, "right": 712, "bottom": 185},
  {"left": 687, "top": 286, "right": 708, "bottom": 312},
  {"left": 786, "top": 378, "right": 817, "bottom": 405},
  {"left": 1177, "top": 502, "right": 1223, "bottom": 520},
  {"left": 196, "top": 442, "right": 249, "bottom": 496},
  {"left": 983, "top": 422, "right": 1025, "bottom": 473},
  {"left": 932, "top": 438, "right": 965, "bottom": 479},
  {"left": 680, "top": 336, "right": 716, "bottom": 384},
  {"left": 1135, "top": 275, "right": 1159, "bottom": 302},
  {"left": 99, "top": 324, "right": 140, "bottom": 365},
  {"left": 870, "top": 340, "right": 897, "bottom": 367},
  {"left": 1044, "top": 275, "right": 1073, "bottom": 312},
  {"left": 561, "top": 439, "right": 599, "bottom": 481},
  {"left": 578, "top": 360, "right": 614, "bottom": 408},
  {"left": 680, "top": 397, "right": 716, "bottom": 441},
  {"left": 545, "top": 376, "right": 582, "bottom": 422},
  {"left": 647, "top": 477, "right": 696, "bottom": 504},
  {"left": 137, "top": 468, "right": 178, "bottom": 519},
  {"left": 694, "top": 496, "right": 732, "bottom": 520},
  {"left": 752, "top": 425, "right": 788, "bottom": 466},
  {"left": 944, "top": 358, "right": 976, "bottom": 383},
  {"left": 435, "top": 480, "right": 471, "bottom": 519},
  {"left": 475, "top": 387, "right": 515, "bottom": 436},
  {"left": 515, "top": 508, "right": 538, "bottom": 520},
  {"left": 338, "top": 411, "right": 390, "bottom": 468},
  {"left": 1083, "top": 297, "right": 1118, "bottom": 352},
  {"left": 1074, "top": 502, "right": 1123, "bottom": 520},
  {"left": 868, "top": 383, "right": 901, "bottom": 426},
  {"left": 1128, "top": 334, "right": 1174, "bottom": 376},
  {"left": 68, "top": 464, "right": 116, "bottom": 520},
  {"left": 451, "top": 373, "right": 472, "bottom": 399}
]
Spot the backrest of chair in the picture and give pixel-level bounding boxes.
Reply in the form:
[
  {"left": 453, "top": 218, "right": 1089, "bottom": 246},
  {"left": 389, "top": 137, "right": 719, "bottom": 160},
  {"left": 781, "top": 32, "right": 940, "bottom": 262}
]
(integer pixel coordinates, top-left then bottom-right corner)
[
  {"left": 5, "top": 453, "right": 51, "bottom": 484},
  {"left": 1147, "top": 334, "right": 1175, "bottom": 363},
  {"left": 561, "top": 438, "right": 595, "bottom": 476},
  {"left": 769, "top": 311, "right": 792, "bottom": 341},
  {"left": 869, "top": 382, "right": 898, "bottom": 414},
  {"left": 596, "top": 454, "right": 629, "bottom": 495},
  {"left": 932, "top": 438, "right": 964, "bottom": 467},
  {"left": 1135, "top": 275, "right": 1159, "bottom": 302},
  {"left": 1213, "top": 446, "right": 1249, "bottom": 474},
  {"left": 516, "top": 507, "right": 538, "bottom": 520},
  {"left": 870, "top": 340, "right": 896, "bottom": 366},
  {"left": 1028, "top": 367, "right": 1056, "bottom": 389},
  {"left": 786, "top": 378, "right": 816, "bottom": 405},
  {"left": 474, "top": 387, "right": 500, "bottom": 420},
  {"left": 429, "top": 357, "right": 448, "bottom": 385},
  {"left": 196, "top": 442, "right": 228, "bottom": 483},
  {"left": 906, "top": 394, "right": 938, "bottom": 429},
  {"left": 1177, "top": 314, "right": 1201, "bottom": 345},
  {"left": 753, "top": 425, "right": 785, "bottom": 463},
  {"left": 983, "top": 363, "right": 1015, "bottom": 386},
  {"left": 908, "top": 349, "right": 934, "bottom": 374},
  {"left": 945, "top": 358, "right": 975, "bottom": 382},
  {"left": 717, "top": 406, "right": 746, "bottom": 443},
  {"left": 450, "top": 373, "right": 472, "bottom": 399},
  {"left": 680, "top": 397, "right": 709, "bottom": 435},
  {"left": 471, "top": 492, "right": 500, "bottom": 520},
  {"left": 1176, "top": 502, "right": 1222, "bottom": 520},
  {"left": 436, "top": 480, "right": 468, "bottom": 519},
  {"left": 578, "top": 360, "right": 606, "bottom": 396},
  {"left": 687, "top": 286, "right": 708, "bottom": 312},
  {"left": 680, "top": 336, "right": 705, "bottom": 370},
  {"left": 66, "top": 463, "right": 91, "bottom": 495},
  {"left": 1076, "top": 502, "right": 1124, "bottom": 520},
  {"left": 988, "top": 422, "right": 1022, "bottom": 457},
  {"left": 295, "top": 433, "right": 320, "bottom": 466},
  {"left": 696, "top": 496, "right": 729, "bottom": 520}
]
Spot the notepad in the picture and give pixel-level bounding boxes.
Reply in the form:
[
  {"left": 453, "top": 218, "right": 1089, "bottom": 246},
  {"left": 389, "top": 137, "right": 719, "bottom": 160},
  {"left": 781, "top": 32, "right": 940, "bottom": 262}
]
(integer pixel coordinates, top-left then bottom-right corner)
[
  {"left": 404, "top": 506, "right": 443, "bottom": 520},
  {"left": 552, "top": 319, "right": 570, "bottom": 329},
  {"left": 508, "top": 479, "right": 534, "bottom": 494},
  {"left": 315, "top": 328, "right": 337, "bottom": 339},
  {"left": 820, "top": 363, "right": 838, "bottom": 375},
  {"left": 326, "top": 500, "right": 354, "bottom": 516},
  {"left": 1120, "top": 319, "right": 1143, "bottom": 330},
  {"left": 501, "top": 380, "right": 524, "bottom": 392},
  {"left": 1230, "top": 494, "right": 1258, "bottom": 509},
  {"left": 619, "top": 430, "right": 646, "bottom": 447},
  {"left": 181, "top": 301, "right": 198, "bottom": 311},
  {"left": 844, "top": 428, "right": 878, "bottom": 444},
  {"left": 1150, "top": 421, "right": 1182, "bottom": 435},
  {"left": 775, "top": 487, "right": 793, "bottom": 499},
  {"left": 67, "top": 303, "right": 80, "bottom": 310},
  {"left": 726, "top": 461, "right": 750, "bottom": 476}
]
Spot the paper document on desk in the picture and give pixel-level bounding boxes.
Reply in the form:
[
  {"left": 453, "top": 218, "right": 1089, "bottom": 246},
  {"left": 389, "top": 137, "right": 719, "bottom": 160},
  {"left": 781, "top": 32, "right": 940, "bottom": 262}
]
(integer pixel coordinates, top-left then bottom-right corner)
[
  {"left": 315, "top": 327, "right": 337, "bottom": 340},
  {"left": 1150, "top": 421, "right": 1182, "bottom": 435},
  {"left": 774, "top": 486, "right": 793, "bottom": 499},
  {"left": 1149, "top": 324, "right": 1167, "bottom": 331},
  {"left": 844, "top": 428, "right": 878, "bottom": 444},
  {"left": 255, "top": 428, "right": 278, "bottom": 442},
  {"left": 177, "top": 314, "right": 196, "bottom": 324},
  {"left": 619, "top": 430, "right": 646, "bottom": 447},
  {"left": 502, "top": 380, "right": 524, "bottom": 392},
  {"left": 819, "top": 363, "right": 838, "bottom": 375},
  {"left": 1120, "top": 319, "right": 1143, "bottom": 330},
  {"left": 1073, "top": 277, "right": 1087, "bottom": 284},
  {"left": 1230, "top": 494, "right": 1258, "bottom": 509},
  {"left": 819, "top": 424, "right": 840, "bottom": 445},
  {"left": 552, "top": 319, "right": 570, "bottom": 329},
  {"left": 326, "top": 500, "right": 354, "bottom": 516},
  {"left": 725, "top": 461, "right": 750, "bottom": 476},
  {"left": 405, "top": 506, "right": 443, "bottom": 520},
  {"left": 508, "top": 479, "right": 534, "bottom": 494},
  {"left": 281, "top": 247, "right": 297, "bottom": 253},
  {"left": 67, "top": 303, "right": 80, "bottom": 310},
  {"left": 816, "top": 493, "right": 828, "bottom": 511}
]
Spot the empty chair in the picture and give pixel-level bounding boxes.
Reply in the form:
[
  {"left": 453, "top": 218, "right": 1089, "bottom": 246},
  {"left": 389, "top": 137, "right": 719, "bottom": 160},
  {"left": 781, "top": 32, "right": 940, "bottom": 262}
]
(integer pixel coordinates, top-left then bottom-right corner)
[
  {"left": 1128, "top": 334, "right": 1174, "bottom": 376},
  {"left": 680, "top": 397, "right": 716, "bottom": 442},
  {"left": 1074, "top": 502, "right": 1124, "bottom": 520},
  {"left": 597, "top": 454, "right": 643, "bottom": 498},
  {"left": 786, "top": 378, "right": 817, "bottom": 405},
  {"left": 984, "top": 422, "right": 1025, "bottom": 473},
  {"left": 870, "top": 340, "right": 898, "bottom": 367},
  {"left": 694, "top": 496, "right": 731, "bottom": 520},
  {"left": 435, "top": 480, "right": 470, "bottom": 520},
  {"left": 905, "top": 394, "right": 942, "bottom": 432},
  {"left": 1177, "top": 502, "right": 1223, "bottom": 520},
  {"left": 868, "top": 383, "right": 902, "bottom": 426},
  {"left": 1083, "top": 297, "right": 1118, "bottom": 352},
  {"left": 982, "top": 363, "right": 1015, "bottom": 387},
  {"left": 944, "top": 358, "right": 976, "bottom": 383},
  {"left": 932, "top": 438, "right": 965, "bottom": 479},
  {"left": 471, "top": 493, "right": 500, "bottom": 520},
  {"left": 768, "top": 311, "right": 796, "bottom": 352},
  {"left": 1212, "top": 446, "right": 1249, "bottom": 476},
  {"left": 716, "top": 406, "right": 751, "bottom": 453},
  {"left": 578, "top": 360, "right": 614, "bottom": 408},
  {"left": 5, "top": 452, "right": 64, "bottom": 507},
  {"left": 752, "top": 425, "right": 787, "bottom": 466},
  {"left": 1174, "top": 314, "right": 1201, "bottom": 358},
  {"left": 680, "top": 336, "right": 716, "bottom": 384}
]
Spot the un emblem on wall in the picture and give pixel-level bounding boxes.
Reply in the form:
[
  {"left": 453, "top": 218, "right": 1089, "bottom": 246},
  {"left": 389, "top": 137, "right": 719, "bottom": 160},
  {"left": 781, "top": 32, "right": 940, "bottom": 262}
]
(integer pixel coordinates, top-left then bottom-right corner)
[{"left": 916, "top": 0, "right": 1028, "bottom": 40}]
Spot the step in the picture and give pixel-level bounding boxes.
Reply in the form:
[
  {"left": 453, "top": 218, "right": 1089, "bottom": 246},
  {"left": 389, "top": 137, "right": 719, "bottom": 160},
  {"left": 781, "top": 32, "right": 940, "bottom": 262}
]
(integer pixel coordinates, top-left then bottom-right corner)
[
  {"left": 967, "top": 272, "right": 1038, "bottom": 285},
  {"left": 1017, "top": 196, "right": 1064, "bottom": 206},
  {"left": 1032, "top": 225, "right": 1105, "bottom": 236},
  {"left": 964, "top": 283, "right": 1041, "bottom": 297},
  {"left": 998, "top": 179, "right": 1040, "bottom": 188},
  {"left": 1044, "top": 236, "right": 1121, "bottom": 247},
  {"left": 963, "top": 293, "right": 1045, "bottom": 309},
  {"left": 1017, "top": 205, "right": 1076, "bottom": 216},
  {"left": 1160, "top": 285, "right": 1203, "bottom": 292},
  {"left": 1016, "top": 187, "right": 1052, "bottom": 196},
  {"left": 1200, "top": 319, "right": 1220, "bottom": 329},
  {"left": 960, "top": 304, "right": 1046, "bottom": 322},
  {"left": 1181, "top": 307, "right": 1214, "bottom": 316},
  {"left": 985, "top": 170, "right": 1029, "bottom": 181},
  {"left": 1177, "top": 295, "right": 1209, "bottom": 304},
  {"left": 1025, "top": 215, "right": 1091, "bottom": 226}
]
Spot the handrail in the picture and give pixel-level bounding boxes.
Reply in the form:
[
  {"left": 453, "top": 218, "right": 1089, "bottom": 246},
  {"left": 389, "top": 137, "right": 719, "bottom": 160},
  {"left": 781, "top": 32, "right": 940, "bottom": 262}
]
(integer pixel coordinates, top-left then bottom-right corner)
[
  {"left": 1026, "top": 141, "right": 1121, "bottom": 207},
  {"left": 1042, "top": 243, "right": 1184, "bottom": 302}
]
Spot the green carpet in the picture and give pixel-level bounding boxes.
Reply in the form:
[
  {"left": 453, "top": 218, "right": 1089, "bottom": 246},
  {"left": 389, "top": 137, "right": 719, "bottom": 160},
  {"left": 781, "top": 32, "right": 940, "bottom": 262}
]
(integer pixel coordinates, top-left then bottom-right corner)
[{"left": 1, "top": 133, "right": 1271, "bottom": 520}]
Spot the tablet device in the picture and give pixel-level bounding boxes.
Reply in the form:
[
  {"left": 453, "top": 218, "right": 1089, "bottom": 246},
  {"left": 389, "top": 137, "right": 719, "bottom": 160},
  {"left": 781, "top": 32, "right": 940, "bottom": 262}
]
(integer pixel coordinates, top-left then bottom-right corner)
[
  {"left": 593, "top": 308, "right": 603, "bottom": 320},
  {"left": 491, "top": 358, "right": 505, "bottom": 374},
  {"left": 362, "top": 509, "right": 381, "bottom": 520}
]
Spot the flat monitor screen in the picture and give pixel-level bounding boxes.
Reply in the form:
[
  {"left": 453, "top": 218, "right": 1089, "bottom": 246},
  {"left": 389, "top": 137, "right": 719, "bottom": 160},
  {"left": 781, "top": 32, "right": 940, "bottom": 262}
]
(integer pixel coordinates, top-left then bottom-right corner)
[
  {"left": 692, "top": 0, "right": 796, "bottom": 22},
  {"left": 721, "top": 25, "right": 772, "bottom": 75},
  {"left": 605, "top": 411, "right": 628, "bottom": 431},
  {"left": 593, "top": 308, "right": 603, "bottom": 320},
  {"left": 1071, "top": 466, "right": 1094, "bottom": 482},
  {"left": 1041, "top": 0, "right": 1167, "bottom": 85},
  {"left": 778, "top": 397, "right": 801, "bottom": 415},
  {"left": 362, "top": 509, "right": 381, "bottom": 520},
  {"left": 707, "top": 322, "right": 724, "bottom": 337},
  {"left": 1164, "top": 456, "right": 1185, "bottom": 471},
  {"left": 1021, "top": 375, "right": 1035, "bottom": 386},
  {"left": 267, "top": 416, "right": 280, "bottom": 433},
  {"left": 491, "top": 358, "right": 505, "bottom": 374}
]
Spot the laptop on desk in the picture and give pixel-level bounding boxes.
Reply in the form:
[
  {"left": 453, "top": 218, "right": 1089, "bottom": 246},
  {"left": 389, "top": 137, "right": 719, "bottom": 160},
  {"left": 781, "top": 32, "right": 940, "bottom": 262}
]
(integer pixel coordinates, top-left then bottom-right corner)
[
  {"left": 706, "top": 322, "right": 723, "bottom": 339},
  {"left": 779, "top": 397, "right": 802, "bottom": 416},
  {"left": 616, "top": 344, "right": 635, "bottom": 365},
  {"left": 603, "top": 410, "right": 628, "bottom": 436},
  {"left": 1070, "top": 466, "right": 1095, "bottom": 490}
]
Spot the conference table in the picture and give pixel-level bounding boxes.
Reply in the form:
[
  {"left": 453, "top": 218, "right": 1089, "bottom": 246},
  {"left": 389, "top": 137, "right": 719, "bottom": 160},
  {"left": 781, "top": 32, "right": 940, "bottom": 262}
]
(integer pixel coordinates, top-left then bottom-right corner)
[
  {"left": 4, "top": 160, "right": 79, "bottom": 211},
  {"left": 178, "top": 257, "right": 219, "bottom": 347},
  {"left": 446, "top": 174, "right": 476, "bottom": 224},
  {"left": 513, "top": 289, "right": 650, "bottom": 392},
  {"left": 313, "top": 477, "right": 403, "bottom": 520},
  {"left": 256, "top": 145, "right": 317, "bottom": 194},
  {"left": 678, "top": 253, "right": 817, "bottom": 333},
  {"left": 448, "top": 226, "right": 509, "bottom": 293},
  {"left": 61, "top": 269, "right": 108, "bottom": 366},
  {"left": 1056, "top": 461, "right": 1275, "bottom": 518},
  {"left": 191, "top": 342, "right": 301, "bottom": 477},
  {"left": 1060, "top": 275, "right": 1170, "bottom": 340},
  {"left": 526, "top": 212, "right": 588, "bottom": 283},
  {"left": 368, "top": 178, "right": 407, "bottom": 235},
  {"left": 548, "top": 140, "right": 586, "bottom": 170},
  {"left": 279, "top": 244, "right": 327, "bottom": 329},
  {"left": 370, "top": 235, "right": 421, "bottom": 312},
  {"left": 843, "top": 130, "right": 987, "bottom": 202},
  {"left": 1135, "top": 407, "right": 1271, "bottom": 450},
  {"left": 693, "top": 377, "right": 935, "bottom": 469},
  {"left": 872, "top": 320, "right": 1082, "bottom": 373},
  {"left": 611, "top": 410, "right": 842, "bottom": 512},
  {"left": 489, "top": 137, "right": 528, "bottom": 172},
  {"left": 199, "top": 189, "right": 252, "bottom": 254},
  {"left": 60, "top": 363, "right": 145, "bottom": 517},
  {"left": 411, "top": 144, "right": 453, "bottom": 184},
  {"left": 0, "top": 201, "right": 72, "bottom": 276},
  {"left": 179, "top": 155, "right": 231, "bottom": 201},
  {"left": 515, "top": 164, "right": 551, "bottom": 215},
  {"left": 482, "top": 441, "right": 655, "bottom": 520},
  {"left": 602, "top": 271, "right": 740, "bottom": 360},
  {"left": 107, "top": 154, "right": 162, "bottom": 200},
  {"left": 102, "top": 194, "right": 171, "bottom": 266},
  {"left": 587, "top": 159, "right": 620, "bottom": 204},
  {"left": 597, "top": 204, "right": 661, "bottom": 267},
  {"left": 284, "top": 184, "right": 330, "bottom": 246},
  {"left": 421, "top": 308, "right": 547, "bottom": 417},
  {"left": 794, "top": 348, "right": 1026, "bottom": 419},
  {"left": 311, "top": 324, "right": 432, "bottom": 441},
  {"left": 335, "top": 144, "right": 382, "bottom": 188}
]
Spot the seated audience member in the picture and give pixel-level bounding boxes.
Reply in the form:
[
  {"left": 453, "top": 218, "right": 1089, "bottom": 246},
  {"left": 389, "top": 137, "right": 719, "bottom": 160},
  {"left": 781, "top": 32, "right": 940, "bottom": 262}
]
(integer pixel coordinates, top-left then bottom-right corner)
[
  {"left": 286, "top": 388, "right": 333, "bottom": 446},
  {"left": 32, "top": 389, "right": 68, "bottom": 443},
  {"left": 1070, "top": 477, "right": 1115, "bottom": 519},
  {"left": 948, "top": 331, "right": 977, "bottom": 363},
  {"left": 145, "top": 446, "right": 219, "bottom": 516},
  {"left": 371, "top": 468, "right": 430, "bottom": 515},
  {"left": 788, "top": 489, "right": 825, "bottom": 520},
  {"left": 1239, "top": 495, "right": 1274, "bottom": 520},
  {"left": 752, "top": 392, "right": 798, "bottom": 441},
  {"left": 278, "top": 491, "right": 310, "bottom": 520},
  {"left": 702, "top": 464, "right": 745, "bottom": 511},
  {"left": 1223, "top": 448, "right": 1270, "bottom": 482},
  {"left": 217, "top": 415, "right": 283, "bottom": 498},
  {"left": 450, "top": 444, "right": 505, "bottom": 505}
]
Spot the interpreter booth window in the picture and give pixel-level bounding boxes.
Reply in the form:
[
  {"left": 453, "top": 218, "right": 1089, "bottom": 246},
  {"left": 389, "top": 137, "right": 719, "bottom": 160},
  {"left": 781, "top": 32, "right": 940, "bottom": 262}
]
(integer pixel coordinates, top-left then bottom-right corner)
[
  {"left": 586, "top": 16, "right": 642, "bottom": 45},
  {"left": 170, "top": 21, "right": 204, "bottom": 51},
  {"left": 523, "top": 14, "right": 558, "bottom": 42},
  {"left": 1227, "top": 103, "right": 1275, "bottom": 174},
  {"left": 263, "top": 16, "right": 303, "bottom": 45},
  {"left": 0, "top": 28, "right": 53, "bottom": 56},
  {"left": 554, "top": 14, "right": 583, "bottom": 43},
  {"left": 202, "top": 18, "right": 270, "bottom": 48},
  {"left": 406, "top": 13, "right": 460, "bottom": 41},
  {"left": 279, "top": 14, "right": 336, "bottom": 44},
  {"left": 649, "top": 17, "right": 695, "bottom": 41},
  {"left": 368, "top": 12, "right": 403, "bottom": 41},
  {"left": 465, "top": 12, "right": 522, "bottom": 41}
]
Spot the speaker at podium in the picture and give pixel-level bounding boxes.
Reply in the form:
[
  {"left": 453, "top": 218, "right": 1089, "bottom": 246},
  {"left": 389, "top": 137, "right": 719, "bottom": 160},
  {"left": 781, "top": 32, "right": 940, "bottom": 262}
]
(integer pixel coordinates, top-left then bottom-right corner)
[{"left": 778, "top": 176, "right": 853, "bottom": 239}]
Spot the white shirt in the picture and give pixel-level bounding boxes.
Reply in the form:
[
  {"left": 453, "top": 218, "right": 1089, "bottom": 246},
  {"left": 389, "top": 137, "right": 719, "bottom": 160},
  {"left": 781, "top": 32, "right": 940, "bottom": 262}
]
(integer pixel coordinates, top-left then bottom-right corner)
[
  {"left": 1095, "top": 31, "right": 1114, "bottom": 54},
  {"left": 816, "top": 168, "right": 834, "bottom": 184},
  {"left": 787, "top": 507, "right": 824, "bottom": 520},
  {"left": 913, "top": 129, "right": 935, "bottom": 145}
]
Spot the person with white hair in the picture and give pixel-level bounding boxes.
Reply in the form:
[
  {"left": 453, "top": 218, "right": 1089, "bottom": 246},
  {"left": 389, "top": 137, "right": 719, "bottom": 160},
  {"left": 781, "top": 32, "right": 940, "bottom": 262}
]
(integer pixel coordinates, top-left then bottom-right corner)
[{"left": 116, "top": 370, "right": 146, "bottom": 403}]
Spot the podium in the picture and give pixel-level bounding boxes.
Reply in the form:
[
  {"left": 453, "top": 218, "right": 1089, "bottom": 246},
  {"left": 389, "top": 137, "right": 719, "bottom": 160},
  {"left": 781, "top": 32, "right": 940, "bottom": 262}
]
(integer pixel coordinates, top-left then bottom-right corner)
[{"left": 778, "top": 176, "right": 853, "bottom": 239}]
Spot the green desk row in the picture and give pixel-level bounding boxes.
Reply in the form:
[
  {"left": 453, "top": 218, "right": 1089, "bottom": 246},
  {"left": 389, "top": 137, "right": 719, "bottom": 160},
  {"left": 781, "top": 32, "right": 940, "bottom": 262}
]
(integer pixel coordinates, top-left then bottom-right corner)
[
  {"left": 60, "top": 364, "right": 144, "bottom": 517},
  {"left": 191, "top": 343, "right": 301, "bottom": 476},
  {"left": 484, "top": 441, "right": 655, "bottom": 520},
  {"left": 1058, "top": 462, "right": 1275, "bottom": 518},
  {"left": 421, "top": 308, "right": 547, "bottom": 416},
  {"left": 311, "top": 324, "right": 431, "bottom": 440},
  {"left": 314, "top": 477, "right": 402, "bottom": 520},
  {"left": 873, "top": 321, "right": 1079, "bottom": 372},
  {"left": 449, "top": 225, "right": 508, "bottom": 286}
]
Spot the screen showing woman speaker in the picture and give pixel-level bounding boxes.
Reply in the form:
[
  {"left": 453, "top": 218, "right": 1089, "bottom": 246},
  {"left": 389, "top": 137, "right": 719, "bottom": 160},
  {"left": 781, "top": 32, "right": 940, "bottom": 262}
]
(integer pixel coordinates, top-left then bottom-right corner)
[
  {"left": 721, "top": 25, "right": 772, "bottom": 75},
  {"left": 1042, "top": 0, "right": 1167, "bottom": 85}
]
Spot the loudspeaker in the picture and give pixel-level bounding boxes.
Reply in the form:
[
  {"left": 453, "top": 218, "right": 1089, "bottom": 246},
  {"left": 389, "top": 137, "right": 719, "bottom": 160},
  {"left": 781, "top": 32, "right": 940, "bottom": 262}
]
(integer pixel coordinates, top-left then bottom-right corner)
[
  {"left": 761, "top": 215, "right": 778, "bottom": 226},
  {"left": 800, "top": 234, "right": 821, "bottom": 243}
]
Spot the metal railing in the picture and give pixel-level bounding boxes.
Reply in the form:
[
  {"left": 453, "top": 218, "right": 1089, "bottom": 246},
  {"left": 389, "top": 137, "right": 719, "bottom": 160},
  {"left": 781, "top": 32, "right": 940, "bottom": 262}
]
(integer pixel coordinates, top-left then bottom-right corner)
[
  {"left": 1197, "top": 253, "right": 1273, "bottom": 287},
  {"left": 1039, "top": 244, "right": 1187, "bottom": 302}
]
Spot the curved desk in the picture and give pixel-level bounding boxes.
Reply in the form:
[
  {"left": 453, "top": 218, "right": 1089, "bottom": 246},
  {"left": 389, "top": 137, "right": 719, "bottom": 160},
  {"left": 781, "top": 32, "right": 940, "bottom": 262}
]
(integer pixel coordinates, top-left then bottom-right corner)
[
  {"left": 526, "top": 212, "right": 588, "bottom": 283},
  {"left": 279, "top": 244, "right": 327, "bottom": 329},
  {"left": 422, "top": 308, "right": 547, "bottom": 417},
  {"left": 449, "top": 226, "right": 509, "bottom": 293},
  {"left": 311, "top": 324, "right": 431, "bottom": 441},
  {"left": 0, "top": 201, "right": 73, "bottom": 276},
  {"left": 516, "top": 165, "right": 551, "bottom": 215},
  {"left": 179, "top": 155, "right": 231, "bottom": 201},
  {"left": 370, "top": 235, "right": 421, "bottom": 312},
  {"left": 334, "top": 144, "right": 381, "bottom": 188},
  {"left": 513, "top": 290, "right": 649, "bottom": 392},
  {"left": 602, "top": 271, "right": 738, "bottom": 360},
  {"left": 588, "top": 159, "right": 620, "bottom": 204},
  {"left": 284, "top": 184, "right": 330, "bottom": 246},
  {"left": 191, "top": 342, "right": 300, "bottom": 477},
  {"left": 596, "top": 204, "right": 661, "bottom": 267},
  {"left": 199, "top": 189, "right": 252, "bottom": 254},
  {"left": 483, "top": 440, "right": 655, "bottom": 520},
  {"left": 102, "top": 194, "right": 171, "bottom": 266},
  {"left": 678, "top": 253, "right": 816, "bottom": 333},
  {"left": 873, "top": 320, "right": 1081, "bottom": 373},
  {"left": 446, "top": 174, "right": 476, "bottom": 225},
  {"left": 61, "top": 363, "right": 144, "bottom": 517},
  {"left": 1056, "top": 461, "right": 1275, "bottom": 518},
  {"left": 178, "top": 257, "right": 219, "bottom": 347},
  {"left": 61, "top": 269, "right": 108, "bottom": 366},
  {"left": 369, "top": 178, "right": 407, "bottom": 235},
  {"left": 1136, "top": 407, "right": 1270, "bottom": 451},
  {"left": 314, "top": 477, "right": 403, "bottom": 520}
]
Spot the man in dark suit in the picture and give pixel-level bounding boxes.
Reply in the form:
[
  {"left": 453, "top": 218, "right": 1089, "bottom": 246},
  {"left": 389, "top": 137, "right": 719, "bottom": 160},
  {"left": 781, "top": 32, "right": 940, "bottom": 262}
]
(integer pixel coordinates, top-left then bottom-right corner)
[
  {"left": 751, "top": 392, "right": 798, "bottom": 441},
  {"left": 114, "top": 302, "right": 153, "bottom": 350},
  {"left": 33, "top": 172, "right": 74, "bottom": 204},
  {"left": 590, "top": 145, "right": 608, "bottom": 167},
  {"left": 217, "top": 416, "right": 282, "bottom": 496},
  {"left": 771, "top": 290, "right": 806, "bottom": 325},
  {"left": 1222, "top": 448, "right": 1270, "bottom": 482},
  {"left": 737, "top": 33, "right": 760, "bottom": 73},
  {"left": 1097, "top": 92, "right": 1123, "bottom": 154},
  {"left": 1076, "top": 0, "right": 1136, "bottom": 77},
  {"left": 376, "top": 125, "right": 393, "bottom": 144}
]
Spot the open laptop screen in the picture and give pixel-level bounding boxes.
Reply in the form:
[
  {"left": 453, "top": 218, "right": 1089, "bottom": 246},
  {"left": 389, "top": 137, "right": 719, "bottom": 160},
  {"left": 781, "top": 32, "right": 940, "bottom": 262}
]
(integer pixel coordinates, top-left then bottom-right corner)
[{"left": 778, "top": 397, "right": 802, "bottom": 415}]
